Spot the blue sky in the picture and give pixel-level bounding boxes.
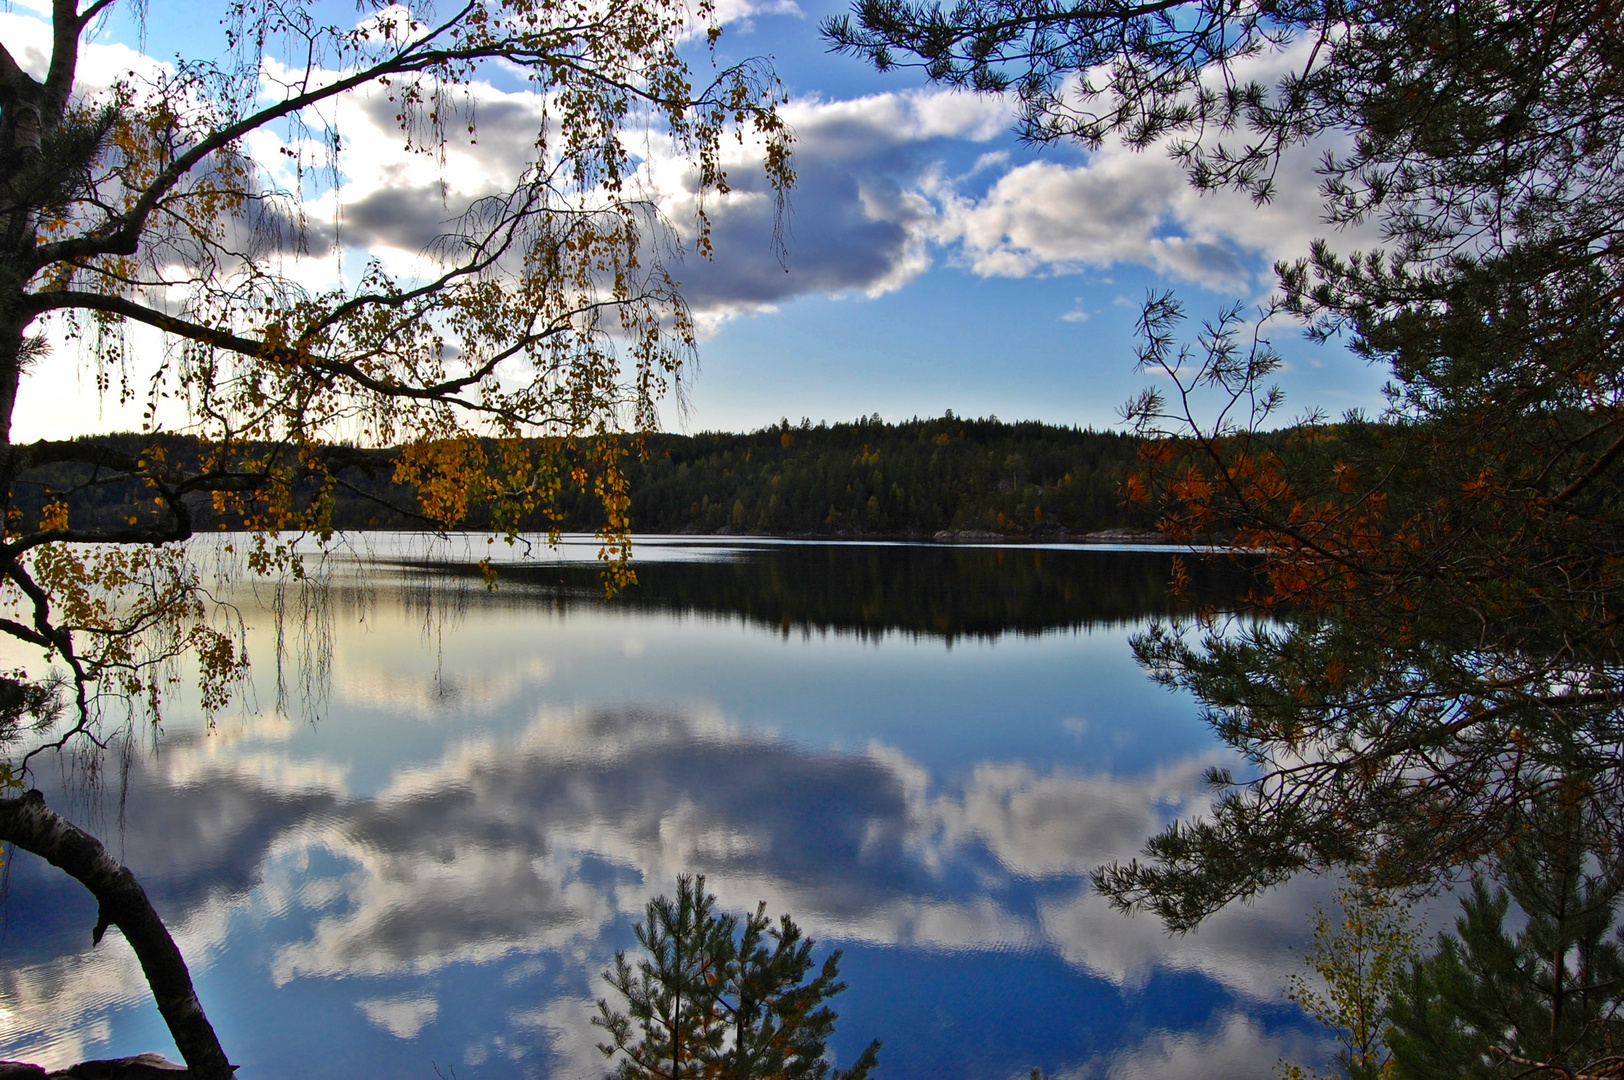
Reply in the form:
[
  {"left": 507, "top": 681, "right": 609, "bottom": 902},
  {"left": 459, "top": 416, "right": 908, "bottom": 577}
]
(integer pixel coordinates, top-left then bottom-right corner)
[
  {"left": 4, "top": 0, "right": 1393, "bottom": 439},
  {"left": 668, "top": 0, "right": 1391, "bottom": 433}
]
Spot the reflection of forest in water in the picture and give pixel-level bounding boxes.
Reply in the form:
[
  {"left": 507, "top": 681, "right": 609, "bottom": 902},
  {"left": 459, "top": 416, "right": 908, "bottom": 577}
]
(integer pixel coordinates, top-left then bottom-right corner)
[
  {"left": 396, "top": 544, "right": 1255, "bottom": 641},
  {"left": 0, "top": 540, "right": 1312, "bottom": 1079}
]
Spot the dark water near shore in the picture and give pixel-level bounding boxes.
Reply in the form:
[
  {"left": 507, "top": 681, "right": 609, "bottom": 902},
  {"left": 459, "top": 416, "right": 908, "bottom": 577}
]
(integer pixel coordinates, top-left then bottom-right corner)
[{"left": 0, "top": 537, "right": 1326, "bottom": 1079}]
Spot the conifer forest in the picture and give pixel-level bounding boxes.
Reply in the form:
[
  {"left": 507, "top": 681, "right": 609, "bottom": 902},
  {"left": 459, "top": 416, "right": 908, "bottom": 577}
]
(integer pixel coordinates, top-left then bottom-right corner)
[{"left": 2, "top": 0, "right": 1622, "bottom": 1077}]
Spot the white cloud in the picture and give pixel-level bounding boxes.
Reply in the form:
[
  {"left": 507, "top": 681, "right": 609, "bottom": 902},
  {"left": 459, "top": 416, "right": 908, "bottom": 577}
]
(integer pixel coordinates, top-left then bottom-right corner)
[
  {"left": 782, "top": 87, "right": 1013, "bottom": 145},
  {"left": 920, "top": 39, "right": 1386, "bottom": 293},
  {"left": 357, "top": 994, "right": 440, "bottom": 1039},
  {"left": 1039, "top": 875, "right": 1341, "bottom": 999},
  {"left": 626, "top": 67, "right": 1371, "bottom": 323},
  {"left": 0, "top": 12, "right": 52, "bottom": 77},
  {"left": 710, "top": 0, "right": 803, "bottom": 27},
  {"left": 936, "top": 155, "right": 1190, "bottom": 278},
  {"left": 635, "top": 87, "right": 1015, "bottom": 329},
  {"left": 930, "top": 758, "right": 1216, "bottom": 879},
  {"left": 1103, "top": 1012, "right": 1326, "bottom": 1080},
  {"left": 0, "top": 11, "right": 165, "bottom": 87},
  {"left": 10, "top": 6, "right": 1374, "bottom": 443},
  {"left": 929, "top": 133, "right": 1378, "bottom": 294}
]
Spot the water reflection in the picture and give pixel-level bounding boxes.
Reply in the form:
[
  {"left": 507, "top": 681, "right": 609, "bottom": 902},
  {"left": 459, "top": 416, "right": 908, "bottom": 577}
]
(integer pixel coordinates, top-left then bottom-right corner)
[
  {"left": 1, "top": 540, "right": 1314, "bottom": 1079},
  {"left": 401, "top": 541, "right": 1255, "bottom": 642}
]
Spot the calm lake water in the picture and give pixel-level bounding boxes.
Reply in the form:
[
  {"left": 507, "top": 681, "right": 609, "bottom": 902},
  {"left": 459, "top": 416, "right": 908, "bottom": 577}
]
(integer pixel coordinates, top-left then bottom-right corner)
[{"left": 0, "top": 537, "right": 1331, "bottom": 1079}]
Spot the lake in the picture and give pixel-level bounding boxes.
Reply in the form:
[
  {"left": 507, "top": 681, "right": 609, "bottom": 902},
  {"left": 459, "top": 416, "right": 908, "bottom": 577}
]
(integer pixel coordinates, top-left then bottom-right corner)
[{"left": 0, "top": 536, "right": 1330, "bottom": 1079}]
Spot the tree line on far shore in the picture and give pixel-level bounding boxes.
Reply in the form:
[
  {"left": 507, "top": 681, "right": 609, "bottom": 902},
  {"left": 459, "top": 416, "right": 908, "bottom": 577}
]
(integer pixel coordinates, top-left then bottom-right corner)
[
  {"left": 16, "top": 413, "right": 1156, "bottom": 539},
  {"left": 626, "top": 413, "right": 1152, "bottom": 537}
]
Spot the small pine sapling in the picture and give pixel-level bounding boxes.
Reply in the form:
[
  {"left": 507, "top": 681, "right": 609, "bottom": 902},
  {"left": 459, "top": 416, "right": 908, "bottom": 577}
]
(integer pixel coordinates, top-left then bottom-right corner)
[{"left": 594, "top": 874, "right": 880, "bottom": 1080}]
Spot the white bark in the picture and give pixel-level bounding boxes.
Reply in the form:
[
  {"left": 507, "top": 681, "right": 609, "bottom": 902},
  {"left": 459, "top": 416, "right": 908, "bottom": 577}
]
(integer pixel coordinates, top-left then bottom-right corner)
[{"left": 0, "top": 792, "right": 234, "bottom": 1080}]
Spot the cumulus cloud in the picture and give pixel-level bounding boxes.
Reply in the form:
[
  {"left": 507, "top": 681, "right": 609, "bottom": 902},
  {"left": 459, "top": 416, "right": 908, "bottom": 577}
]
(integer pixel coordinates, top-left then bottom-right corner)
[
  {"left": 648, "top": 88, "right": 1013, "bottom": 327},
  {"left": 13, "top": 0, "right": 1354, "bottom": 344},
  {"left": 920, "top": 40, "right": 1389, "bottom": 294},
  {"left": 641, "top": 74, "right": 1378, "bottom": 322},
  {"left": 224, "top": 42, "right": 1016, "bottom": 325},
  {"left": 928, "top": 125, "right": 1384, "bottom": 294},
  {"left": 936, "top": 155, "right": 1194, "bottom": 280},
  {"left": 709, "top": 0, "right": 804, "bottom": 29},
  {"left": 174, "top": 67, "right": 1009, "bottom": 332},
  {"left": 0, "top": 11, "right": 165, "bottom": 88}
]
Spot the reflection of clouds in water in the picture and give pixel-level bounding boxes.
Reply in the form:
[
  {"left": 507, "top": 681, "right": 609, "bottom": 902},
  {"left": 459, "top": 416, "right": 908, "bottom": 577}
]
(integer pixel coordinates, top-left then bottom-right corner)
[
  {"left": 356, "top": 994, "right": 439, "bottom": 1039},
  {"left": 271, "top": 837, "right": 613, "bottom": 981},
  {"left": 0, "top": 941, "right": 137, "bottom": 1066},
  {"left": 5, "top": 698, "right": 1327, "bottom": 1071},
  {"left": 1040, "top": 877, "right": 1340, "bottom": 998},
  {"left": 116, "top": 770, "right": 340, "bottom": 917},
  {"left": 932, "top": 759, "right": 1217, "bottom": 877},
  {"left": 157, "top": 746, "right": 350, "bottom": 798},
  {"left": 1100, "top": 1012, "right": 1326, "bottom": 1080},
  {"left": 269, "top": 704, "right": 924, "bottom": 981},
  {"left": 0, "top": 716, "right": 344, "bottom": 1068},
  {"left": 922, "top": 757, "right": 1330, "bottom": 996},
  {"left": 0, "top": 887, "right": 243, "bottom": 1069},
  {"left": 331, "top": 652, "right": 555, "bottom": 719},
  {"left": 508, "top": 996, "right": 602, "bottom": 1077},
  {"left": 242, "top": 704, "right": 1316, "bottom": 1001}
]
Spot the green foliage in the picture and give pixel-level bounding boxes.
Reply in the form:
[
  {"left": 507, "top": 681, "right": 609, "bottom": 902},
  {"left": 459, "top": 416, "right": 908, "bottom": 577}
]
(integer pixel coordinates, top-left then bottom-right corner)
[
  {"left": 1280, "top": 888, "right": 1416, "bottom": 1080},
  {"left": 0, "top": 671, "right": 64, "bottom": 782},
  {"left": 0, "top": 0, "right": 790, "bottom": 764},
  {"left": 620, "top": 415, "right": 1149, "bottom": 538},
  {"left": 823, "top": 0, "right": 1315, "bottom": 194},
  {"left": 1386, "top": 799, "right": 1624, "bottom": 1079},
  {"left": 23, "top": 416, "right": 1153, "bottom": 539},
  {"left": 1279, "top": 799, "right": 1624, "bottom": 1080},
  {"left": 838, "top": 0, "right": 1624, "bottom": 925},
  {"left": 594, "top": 875, "right": 881, "bottom": 1080}
]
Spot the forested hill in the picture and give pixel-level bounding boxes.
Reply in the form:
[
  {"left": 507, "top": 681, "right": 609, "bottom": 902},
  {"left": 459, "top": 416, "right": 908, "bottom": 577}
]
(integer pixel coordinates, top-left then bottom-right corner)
[
  {"left": 627, "top": 415, "right": 1149, "bottom": 537},
  {"left": 20, "top": 415, "right": 1152, "bottom": 538}
]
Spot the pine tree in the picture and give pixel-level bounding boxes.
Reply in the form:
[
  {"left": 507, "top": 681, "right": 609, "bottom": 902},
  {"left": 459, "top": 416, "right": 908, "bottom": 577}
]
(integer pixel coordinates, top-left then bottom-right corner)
[
  {"left": 1386, "top": 800, "right": 1624, "bottom": 1079},
  {"left": 593, "top": 875, "right": 881, "bottom": 1080},
  {"left": 832, "top": 0, "right": 1624, "bottom": 930}
]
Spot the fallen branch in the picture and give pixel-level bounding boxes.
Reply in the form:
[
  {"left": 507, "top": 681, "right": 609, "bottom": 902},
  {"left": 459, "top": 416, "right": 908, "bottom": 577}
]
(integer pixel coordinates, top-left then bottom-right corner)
[{"left": 0, "top": 792, "right": 234, "bottom": 1080}]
